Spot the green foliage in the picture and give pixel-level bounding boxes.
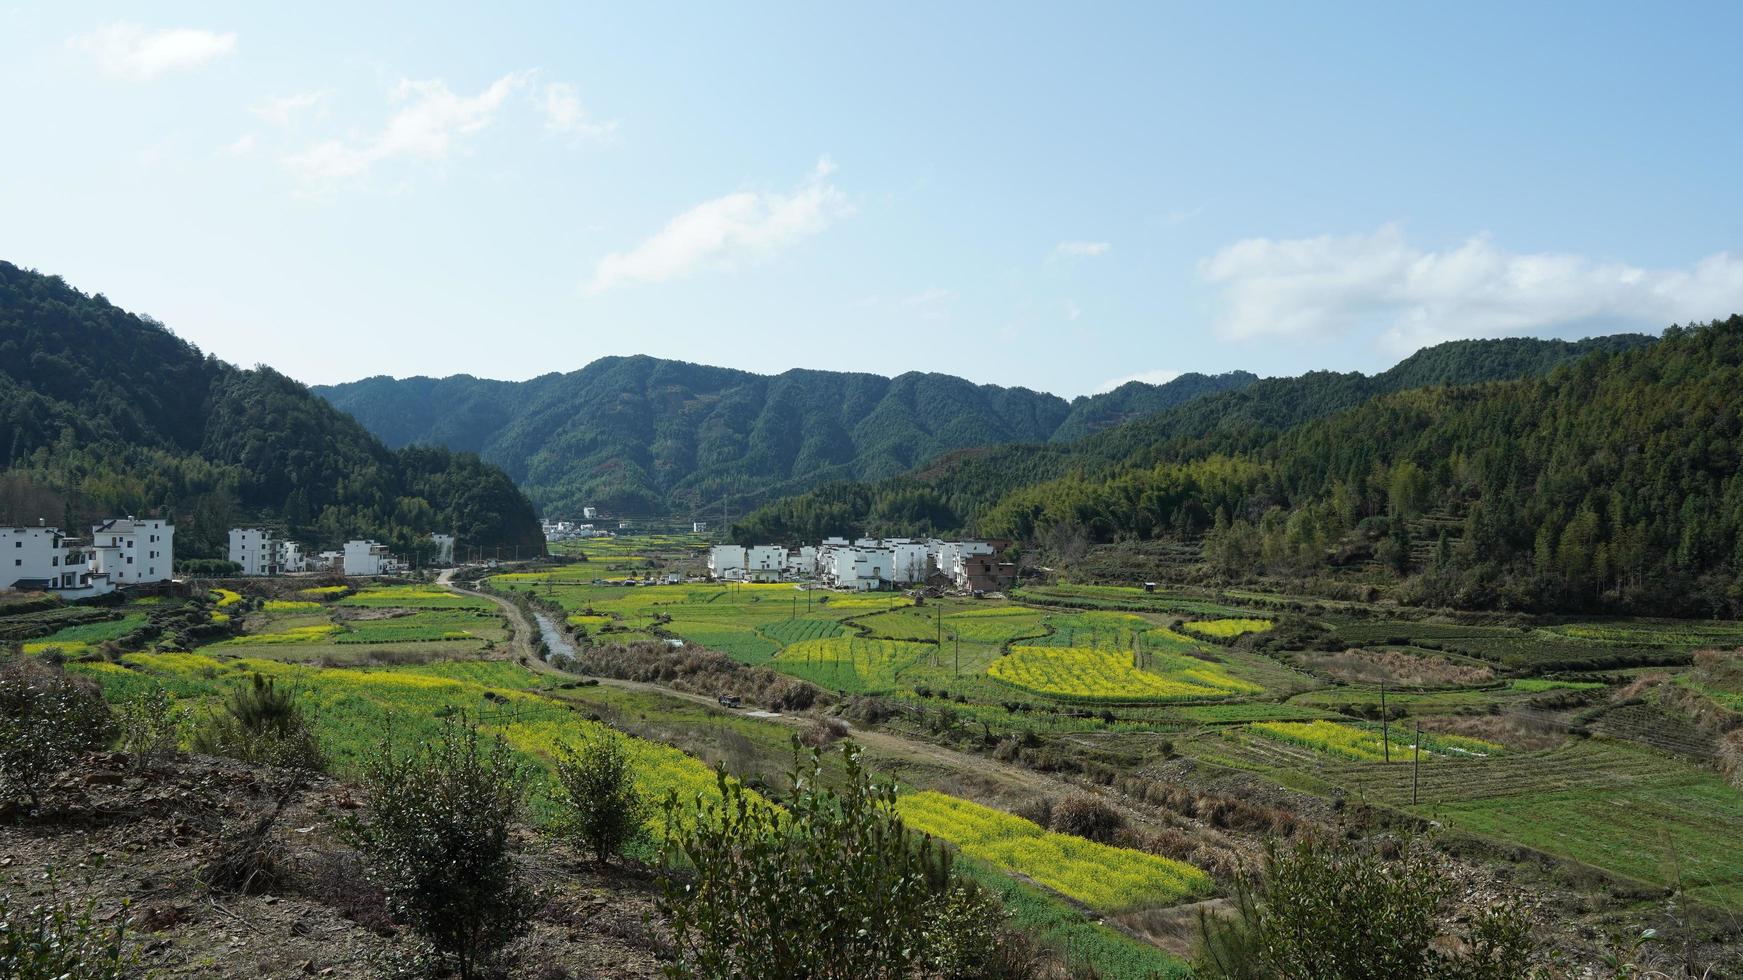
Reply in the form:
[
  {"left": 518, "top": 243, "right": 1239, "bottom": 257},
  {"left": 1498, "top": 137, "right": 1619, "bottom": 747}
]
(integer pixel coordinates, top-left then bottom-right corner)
[
  {"left": 1194, "top": 837, "right": 1544, "bottom": 980},
  {"left": 657, "top": 741, "right": 1020, "bottom": 979},
  {"left": 0, "top": 876, "right": 137, "bottom": 980},
  {"left": 550, "top": 730, "right": 649, "bottom": 863},
  {"left": 734, "top": 334, "right": 1649, "bottom": 543},
  {"left": 0, "top": 260, "right": 540, "bottom": 555},
  {"left": 349, "top": 715, "right": 534, "bottom": 980},
  {"left": 0, "top": 654, "right": 115, "bottom": 808},
  {"left": 114, "top": 686, "right": 188, "bottom": 761},
  {"left": 191, "top": 673, "right": 325, "bottom": 771}
]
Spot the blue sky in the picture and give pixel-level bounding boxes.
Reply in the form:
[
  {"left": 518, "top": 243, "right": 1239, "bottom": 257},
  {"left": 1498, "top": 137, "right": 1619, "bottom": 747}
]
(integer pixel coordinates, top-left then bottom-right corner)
[{"left": 3, "top": 3, "right": 1741, "bottom": 396}]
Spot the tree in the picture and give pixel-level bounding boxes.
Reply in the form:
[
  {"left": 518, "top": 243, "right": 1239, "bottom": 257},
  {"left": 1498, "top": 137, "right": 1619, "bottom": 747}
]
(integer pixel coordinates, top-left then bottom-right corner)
[
  {"left": 551, "top": 730, "right": 648, "bottom": 864},
  {"left": 657, "top": 741, "right": 1029, "bottom": 979},
  {"left": 190, "top": 673, "right": 324, "bottom": 772},
  {"left": 348, "top": 715, "right": 533, "bottom": 980}
]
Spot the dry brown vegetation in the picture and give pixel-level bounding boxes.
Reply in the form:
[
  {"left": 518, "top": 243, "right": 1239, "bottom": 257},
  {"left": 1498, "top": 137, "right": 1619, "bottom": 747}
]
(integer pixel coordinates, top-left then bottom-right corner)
[{"left": 1298, "top": 647, "right": 1494, "bottom": 687}]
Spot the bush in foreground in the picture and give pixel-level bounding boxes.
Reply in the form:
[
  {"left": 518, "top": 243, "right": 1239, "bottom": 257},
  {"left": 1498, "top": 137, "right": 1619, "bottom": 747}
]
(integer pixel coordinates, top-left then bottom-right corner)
[
  {"left": 348, "top": 715, "right": 533, "bottom": 980},
  {"left": 191, "top": 673, "right": 324, "bottom": 771},
  {"left": 0, "top": 654, "right": 115, "bottom": 809},
  {"left": 0, "top": 876, "right": 137, "bottom": 979},
  {"left": 1195, "top": 836, "right": 1541, "bottom": 980},
  {"left": 657, "top": 741, "right": 1034, "bottom": 979},
  {"left": 550, "top": 730, "right": 648, "bottom": 864}
]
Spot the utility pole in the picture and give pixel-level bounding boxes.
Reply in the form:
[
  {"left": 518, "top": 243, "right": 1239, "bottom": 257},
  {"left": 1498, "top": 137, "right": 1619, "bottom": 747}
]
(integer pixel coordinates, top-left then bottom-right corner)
[
  {"left": 1412, "top": 721, "right": 1421, "bottom": 805},
  {"left": 1380, "top": 679, "right": 1390, "bottom": 763},
  {"left": 955, "top": 633, "right": 960, "bottom": 678}
]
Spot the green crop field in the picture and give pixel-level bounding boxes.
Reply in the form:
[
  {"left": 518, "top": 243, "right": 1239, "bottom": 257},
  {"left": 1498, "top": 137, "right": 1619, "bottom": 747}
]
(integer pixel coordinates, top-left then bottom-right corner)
[
  {"left": 71, "top": 652, "right": 754, "bottom": 833},
  {"left": 897, "top": 791, "right": 1211, "bottom": 912},
  {"left": 22, "top": 613, "right": 149, "bottom": 654},
  {"left": 338, "top": 585, "right": 492, "bottom": 609},
  {"left": 1250, "top": 720, "right": 1502, "bottom": 762},
  {"left": 773, "top": 636, "right": 932, "bottom": 692}
]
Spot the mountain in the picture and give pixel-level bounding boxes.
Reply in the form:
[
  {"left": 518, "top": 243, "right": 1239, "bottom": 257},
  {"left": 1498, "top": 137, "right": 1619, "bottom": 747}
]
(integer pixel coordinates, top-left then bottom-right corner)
[
  {"left": 315, "top": 361, "right": 1260, "bottom": 517},
  {"left": 729, "top": 333, "right": 1658, "bottom": 545},
  {"left": 985, "top": 318, "right": 1743, "bottom": 616},
  {"left": 0, "top": 261, "right": 542, "bottom": 560}
]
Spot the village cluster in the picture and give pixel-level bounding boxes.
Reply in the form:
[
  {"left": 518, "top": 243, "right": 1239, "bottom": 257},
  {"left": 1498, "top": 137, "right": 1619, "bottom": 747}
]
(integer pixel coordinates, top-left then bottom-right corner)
[
  {"left": 2, "top": 518, "right": 457, "bottom": 600},
  {"left": 707, "top": 537, "right": 1017, "bottom": 592},
  {"left": 223, "top": 527, "right": 455, "bottom": 578}
]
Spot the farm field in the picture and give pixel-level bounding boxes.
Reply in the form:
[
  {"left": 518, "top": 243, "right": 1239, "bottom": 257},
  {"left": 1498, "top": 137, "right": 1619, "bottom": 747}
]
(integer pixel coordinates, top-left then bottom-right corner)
[
  {"left": 1249, "top": 719, "right": 1502, "bottom": 762},
  {"left": 896, "top": 791, "right": 1211, "bottom": 912},
  {"left": 990, "top": 645, "right": 1260, "bottom": 702}
]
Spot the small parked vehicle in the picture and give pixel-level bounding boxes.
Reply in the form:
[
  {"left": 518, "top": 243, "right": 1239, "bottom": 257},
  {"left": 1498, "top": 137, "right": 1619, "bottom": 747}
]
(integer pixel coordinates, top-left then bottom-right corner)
[{"left": 717, "top": 694, "right": 742, "bottom": 708}]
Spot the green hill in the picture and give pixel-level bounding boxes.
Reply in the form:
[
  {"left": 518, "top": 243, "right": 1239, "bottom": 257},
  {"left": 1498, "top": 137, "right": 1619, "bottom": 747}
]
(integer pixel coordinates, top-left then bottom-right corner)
[
  {"left": 0, "top": 261, "right": 542, "bottom": 561},
  {"left": 732, "top": 334, "right": 1654, "bottom": 546},
  {"left": 315, "top": 362, "right": 1258, "bottom": 517}
]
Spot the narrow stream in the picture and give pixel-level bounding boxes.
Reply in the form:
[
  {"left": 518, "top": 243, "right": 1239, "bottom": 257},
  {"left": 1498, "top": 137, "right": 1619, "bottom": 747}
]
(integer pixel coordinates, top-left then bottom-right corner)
[{"left": 532, "top": 611, "right": 577, "bottom": 662}]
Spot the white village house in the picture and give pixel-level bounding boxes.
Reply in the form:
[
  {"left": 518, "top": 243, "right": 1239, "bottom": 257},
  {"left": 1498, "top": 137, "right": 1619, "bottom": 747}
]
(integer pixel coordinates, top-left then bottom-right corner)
[
  {"left": 3, "top": 517, "right": 175, "bottom": 600},
  {"left": 708, "top": 544, "right": 747, "bottom": 581},
  {"left": 88, "top": 518, "right": 174, "bottom": 586},
  {"left": 228, "top": 528, "right": 280, "bottom": 576}
]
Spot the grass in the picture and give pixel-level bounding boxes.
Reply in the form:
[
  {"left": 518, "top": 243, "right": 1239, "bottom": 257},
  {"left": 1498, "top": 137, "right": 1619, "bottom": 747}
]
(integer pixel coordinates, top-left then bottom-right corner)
[
  {"left": 333, "top": 610, "right": 506, "bottom": 645},
  {"left": 897, "top": 791, "right": 1211, "bottom": 912},
  {"left": 989, "top": 645, "right": 1261, "bottom": 702},
  {"left": 1508, "top": 678, "right": 1606, "bottom": 693},
  {"left": 1250, "top": 720, "right": 1502, "bottom": 762},
  {"left": 1014, "top": 583, "right": 1250, "bottom": 617}
]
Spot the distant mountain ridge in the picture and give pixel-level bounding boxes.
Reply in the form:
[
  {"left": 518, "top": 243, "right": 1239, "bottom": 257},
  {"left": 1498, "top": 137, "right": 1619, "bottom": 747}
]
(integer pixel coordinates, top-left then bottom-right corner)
[
  {"left": 730, "top": 333, "right": 1659, "bottom": 544},
  {"left": 315, "top": 359, "right": 1258, "bottom": 517}
]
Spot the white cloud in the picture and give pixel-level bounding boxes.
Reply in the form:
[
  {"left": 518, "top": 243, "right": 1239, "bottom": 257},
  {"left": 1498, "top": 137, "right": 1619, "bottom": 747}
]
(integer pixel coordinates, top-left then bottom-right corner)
[
  {"left": 588, "top": 158, "right": 851, "bottom": 293},
  {"left": 69, "top": 23, "right": 236, "bottom": 81},
  {"left": 1094, "top": 368, "right": 1183, "bottom": 393},
  {"left": 284, "top": 72, "right": 532, "bottom": 190},
  {"left": 1200, "top": 225, "right": 1743, "bottom": 350},
  {"left": 1053, "top": 240, "right": 1111, "bottom": 259},
  {"left": 1065, "top": 299, "right": 1081, "bottom": 321},
  {"left": 250, "top": 91, "right": 328, "bottom": 128},
  {"left": 221, "top": 133, "right": 257, "bottom": 157},
  {"left": 542, "top": 82, "right": 615, "bottom": 140}
]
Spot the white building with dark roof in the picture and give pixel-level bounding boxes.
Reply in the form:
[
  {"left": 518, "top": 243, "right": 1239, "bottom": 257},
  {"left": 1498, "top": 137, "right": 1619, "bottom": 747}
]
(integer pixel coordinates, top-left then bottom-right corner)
[{"left": 89, "top": 517, "right": 174, "bottom": 585}]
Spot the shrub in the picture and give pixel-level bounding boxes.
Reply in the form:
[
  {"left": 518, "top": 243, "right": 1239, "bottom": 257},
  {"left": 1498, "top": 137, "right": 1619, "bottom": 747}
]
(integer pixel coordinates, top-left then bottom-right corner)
[
  {"left": 192, "top": 673, "right": 325, "bottom": 771},
  {"left": 1194, "top": 836, "right": 1544, "bottom": 980},
  {"left": 657, "top": 741, "right": 1029, "bottom": 979},
  {"left": 0, "top": 877, "right": 137, "bottom": 979},
  {"left": 348, "top": 715, "right": 533, "bottom": 980},
  {"left": 550, "top": 731, "right": 648, "bottom": 864},
  {"left": 1048, "top": 792, "right": 1125, "bottom": 844},
  {"left": 115, "top": 686, "right": 188, "bottom": 762},
  {"left": 0, "top": 655, "right": 115, "bottom": 809}
]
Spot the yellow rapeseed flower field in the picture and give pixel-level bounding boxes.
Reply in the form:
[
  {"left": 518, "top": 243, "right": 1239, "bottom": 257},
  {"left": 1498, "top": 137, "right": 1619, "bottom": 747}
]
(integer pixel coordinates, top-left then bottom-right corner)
[{"left": 897, "top": 791, "right": 1210, "bottom": 911}]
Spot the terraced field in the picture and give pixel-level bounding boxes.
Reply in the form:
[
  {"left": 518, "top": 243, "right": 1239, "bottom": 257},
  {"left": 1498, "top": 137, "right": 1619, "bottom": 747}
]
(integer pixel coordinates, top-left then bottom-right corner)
[
  {"left": 897, "top": 791, "right": 1211, "bottom": 912},
  {"left": 773, "top": 636, "right": 932, "bottom": 692},
  {"left": 1250, "top": 719, "right": 1501, "bottom": 762},
  {"left": 989, "top": 645, "right": 1260, "bottom": 702}
]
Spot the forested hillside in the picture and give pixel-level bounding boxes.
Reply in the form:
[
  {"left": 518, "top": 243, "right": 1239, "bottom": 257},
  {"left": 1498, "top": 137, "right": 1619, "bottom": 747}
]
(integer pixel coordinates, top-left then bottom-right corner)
[
  {"left": 316, "top": 361, "right": 1258, "bottom": 517},
  {"left": 0, "top": 261, "right": 543, "bottom": 560},
  {"left": 734, "top": 334, "right": 1652, "bottom": 545}
]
